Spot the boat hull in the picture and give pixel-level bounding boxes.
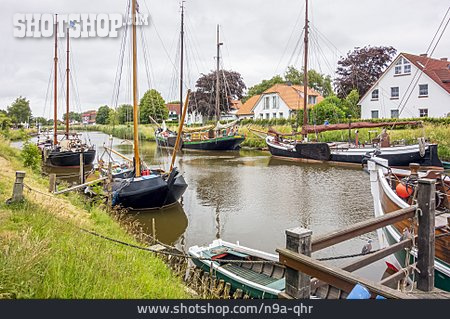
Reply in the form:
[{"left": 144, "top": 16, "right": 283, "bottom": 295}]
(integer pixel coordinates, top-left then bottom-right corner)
[
  {"left": 157, "top": 134, "right": 245, "bottom": 151},
  {"left": 46, "top": 149, "right": 96, "bottom": 167},
  {"left": 112, "top": 171, "right": 187, "bottom": 210}
]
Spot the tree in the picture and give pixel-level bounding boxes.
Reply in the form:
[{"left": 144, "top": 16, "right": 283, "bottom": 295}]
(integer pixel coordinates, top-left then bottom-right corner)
[
  {"left": 284, "top": 67, "right": 333, "bottom": 97},
  {"left": 344, "top": 89, "right": 360, "bottom": 118},
  {"left": 108, "top": 109, "right": 119, "bottom": 126},
  {"left": 335, "top": 46, "right": 397, "bottom": 98},
  {"left": 96, "top": 105, "right": 110, "bottom": 124},
  {"left": 310, "top": 96, "right": 346, "bottom": 124},
  {"left": 0, "top": 113, "right": 12, "bottom": 130},
  {"left": 117, "top": 104, "right": 133, "bottom": 124},
  {"left": 244, "top": 75, "right": 284, "bottom": 102},
  {"left": 62, "top": 112, "right": 82, "bottom": 123},
  {"left": 189, "top": 70, "right": 246, "bottom": 118},
  {"left": 7, "top": 96, "right": 32, "bottom": 124},
  {"left": 139, "top": 89, "right": 168, "bottom": 124}
]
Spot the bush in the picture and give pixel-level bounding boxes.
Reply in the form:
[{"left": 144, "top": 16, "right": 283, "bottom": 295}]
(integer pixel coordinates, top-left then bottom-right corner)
[{"left": 21, "top": 141, "right": 41, "bottom": 171}]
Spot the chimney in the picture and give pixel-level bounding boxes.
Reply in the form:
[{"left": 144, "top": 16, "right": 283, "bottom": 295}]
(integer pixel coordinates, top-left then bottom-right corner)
[
  {"left": 440, "top": 57, "right": 448, "bottom": 61},
  {"left": 420, "top": 53, "right": 428, "bottom": 57}
]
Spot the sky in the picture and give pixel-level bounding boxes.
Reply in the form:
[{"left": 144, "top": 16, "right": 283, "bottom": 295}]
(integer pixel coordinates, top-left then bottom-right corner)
[{"left": 0, "top": 0, "right": 448, "bottom": 119}]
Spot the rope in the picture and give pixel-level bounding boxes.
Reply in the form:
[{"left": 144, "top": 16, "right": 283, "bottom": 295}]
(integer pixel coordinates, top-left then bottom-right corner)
[{"left": 316, "top": 248, "right": 381, "bottom": 261}]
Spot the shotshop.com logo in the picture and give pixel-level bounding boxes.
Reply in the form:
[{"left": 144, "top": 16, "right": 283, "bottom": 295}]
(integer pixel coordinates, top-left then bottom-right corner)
[{"left": 13, "top": 13, "right": 149, "bottom": 38}]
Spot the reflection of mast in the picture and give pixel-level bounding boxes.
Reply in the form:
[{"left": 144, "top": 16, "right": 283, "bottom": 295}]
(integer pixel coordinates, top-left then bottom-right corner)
[
  {"left": 53, "top": 14, "right": 58, "bottom": 145},
  {"left": 65, "top": 27, "right": 70, "bottom": 137},
  {"left": 302, "top": 0, "right": 309, "bottom": 138},
  {"left": 132, "top": 0, "right": 140, "bottom": 177}
]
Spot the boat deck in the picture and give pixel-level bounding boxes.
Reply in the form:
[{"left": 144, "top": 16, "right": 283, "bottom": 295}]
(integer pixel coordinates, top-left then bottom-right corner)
[{"left": 221, "top": 263, "right": 285, "bottom": 289}]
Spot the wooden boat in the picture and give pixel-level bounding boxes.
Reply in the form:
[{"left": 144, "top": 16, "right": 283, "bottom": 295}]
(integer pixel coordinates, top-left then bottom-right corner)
[
  {"left": 368, "top": 158, "right": 450, "bottom": 291},
  {"left": 188, "top": 239, "right": 286, "bottom": 299},
  {"left": 42, "top": 16, "right": 95, "bottom": 167},
  {"left": 265, "top": 0, "right": 442, "bottom": 168},
  {"left": 109, "top": 0, "right": 188, "bottom": 210},
  {"left": 155, "top": 21, "right": 244, "bottom": 151}
]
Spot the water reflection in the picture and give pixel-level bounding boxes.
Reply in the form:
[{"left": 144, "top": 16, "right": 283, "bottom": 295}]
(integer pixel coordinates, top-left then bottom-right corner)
[{"left": 130, "top": 203, "right": 188, "bottom": 246}]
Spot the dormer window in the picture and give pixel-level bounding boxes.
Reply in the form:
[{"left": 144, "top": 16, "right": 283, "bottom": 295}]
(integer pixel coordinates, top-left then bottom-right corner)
[
  {"left": 371, "top": 89, "right": 379, "bottom": 100},
  {"left": 308, "top": 95, "right": 317, "bottom": 105},
  {"left": 272, "top": 96, "right": 278, "bottom": 109},
  {"left": 264, "top": 96, "right": 270, "bottom": 110},
  {"left": 394, "top": 57, "right": 411, "bottom": 75}
]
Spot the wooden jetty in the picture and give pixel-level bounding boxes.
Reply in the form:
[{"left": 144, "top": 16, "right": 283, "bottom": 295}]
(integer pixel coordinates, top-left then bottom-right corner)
[{"left": 276, "top": 177, "right": 450, "bottom": 299}]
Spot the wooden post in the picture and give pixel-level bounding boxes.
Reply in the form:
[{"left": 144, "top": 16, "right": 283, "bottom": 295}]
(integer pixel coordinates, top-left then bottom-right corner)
[
  {"left": 107, "top": 161, "right": 112, "bottom": 210},
  {"left": 284, "top": 227, "right": 312, "bottom": 299},
  {"left": 49, "top": 173, "right": 56, "bottom": 193},
  {"left": 79, "top": 152, "right": 85, "bottom": 185},
  {"left": 11, "top": 171, "right": 26, "bottom": 202},
  {"left": 416, "top": 178, "right": 436, "bottom": 292},
  {"left": 151, "top": 218, "right": 156, "bottom": 244}
]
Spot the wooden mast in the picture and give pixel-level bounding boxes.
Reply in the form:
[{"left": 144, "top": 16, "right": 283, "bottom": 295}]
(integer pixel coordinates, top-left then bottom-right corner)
[
  {"left": 179, "top": 1, "right": 185, "bottom": 122},
  {"left": 65, "top": 27, "right": 70, "bottom": 137},
  {"left": 132, "top": 0, "right": 140, "bottom": 177},
  {"left": 170, "top": 89, "right": 190, "bottom": 172},
  {"left": 53, "top": 14, "right": 58, "bottom": 145},
  {"left": 302, "top": 0, "right": 309, "bottom": 138},
  {"left": 215, "top": 24, "right": 222, "bottom": 122}
]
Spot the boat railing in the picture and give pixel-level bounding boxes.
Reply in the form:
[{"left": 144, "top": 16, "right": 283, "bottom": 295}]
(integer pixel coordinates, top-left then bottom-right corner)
[{"left": 277, "top": 177, "right": 437, "bottom": 299}]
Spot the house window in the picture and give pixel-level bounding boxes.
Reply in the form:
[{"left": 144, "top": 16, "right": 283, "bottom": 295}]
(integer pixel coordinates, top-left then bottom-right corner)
[
  {"left": 391, "top": 87, "right": 399, "bottom": 99},
  {"left": 404, "top": 63, "right": 411, "bottom": 74},
  {"left": 308, "top": 95, "right": 317, "bottom": 105},
  {"left": 272, "top": 96, "right": 278, "bottom": 109},
  {"left": 264, "top": 97, "right": 270, "bottom": 110},
  {"left": 419, "top": 84, "right": 428, "bottom": 97},
  {"left": 391, "top": 109, "right": 399, "bottom": 118},
  {"left": 394, "top": 66, "right": 402, "bottom": 75},
  {"left": 259, "top": 113, "right": 263, "bottom": 119},
  {"left": 265, "top": 113, "right": 270, "bottom": 119},
  {"left": 279, "top": 112, "right": 283, "bottom": 118},
  {"left": 371, "top": 110, "right": 379, "bottom": 119},
  {"left": 419, "top": 108, "right": 428, "bottom": 117},
  {"left": 371, "top": 89, "right": 379, "bottom": 100},
  {"left": 273, "top": 113, "right": 277, "bottom": 118}
]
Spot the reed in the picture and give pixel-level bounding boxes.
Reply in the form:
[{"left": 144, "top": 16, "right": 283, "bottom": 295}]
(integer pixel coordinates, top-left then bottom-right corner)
[{"left": 0, "top": 138, "right": 189, "bottom": 299}]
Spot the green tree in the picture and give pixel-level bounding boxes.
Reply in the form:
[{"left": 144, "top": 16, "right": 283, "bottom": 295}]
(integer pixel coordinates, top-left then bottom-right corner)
[
  {"left": 63, "top": 112, "right": 82, "bottom": 123},
  {"left": 33, "top": 117, "right": 50, "bottom": 126},
  {"left": 139, "top": 89, "right": 168, "bottom": 124},
  {"left": 21, "top": 141, "right": 41, "bottom": 171},
  {"left": 344, "top": 89, "right": 360, "bottom": 118},
  {"left": 284, "top": 67, "right": 333, "bottom": 97},
  {"left": 244, "top": 75, "right": 284, "bottom": 102},
  {"left": 108, "top": 108, "right": 119, "bottom": 126},
  {"left": 310, "top": 96, "right": 346, "bottom": 124},
  {"left": 96, "top": 105, "right": 110, "bottom": 124},
  {"left": 0, "top": 113, "right": 12, "bottom": 130},
  {"left": 7, "top": 96, "right": 32, "bottom": 125},
  {"left": 117, "top": 104, "right": 133, "bottom": 124}
]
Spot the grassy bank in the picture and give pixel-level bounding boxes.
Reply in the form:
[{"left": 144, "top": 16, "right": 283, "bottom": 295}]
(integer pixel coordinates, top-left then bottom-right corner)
[
  {"left": 0, "top": 128, "right": 36, "bottom": 141},
  {"left": 0, "top": 139, "right": 189, "bottom": 299},
  {"left": 72, "top": 124, "right": 156, "bottom": 142}
]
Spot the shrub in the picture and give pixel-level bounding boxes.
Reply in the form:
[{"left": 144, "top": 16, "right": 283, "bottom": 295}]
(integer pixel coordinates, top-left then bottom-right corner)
[{"left": 21, "top": 141, "right": 41, "bottom": 171}]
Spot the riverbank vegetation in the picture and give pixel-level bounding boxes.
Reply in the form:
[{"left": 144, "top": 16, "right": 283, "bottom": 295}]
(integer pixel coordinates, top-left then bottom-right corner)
[{"left": 0, "top": 139, "right": 189, "bottom": 298}]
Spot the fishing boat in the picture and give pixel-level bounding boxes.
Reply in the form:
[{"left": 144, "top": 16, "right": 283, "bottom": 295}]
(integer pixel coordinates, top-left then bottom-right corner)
[
  {"left": 188, "top": 239, "right": 286, "bottom": 299},
  {"left": 155, "top": 20, "right": 245, "bottom": 151},
  {"left": 368, "top": 157, "right": 450, "bottom": 291},
  {"left": 42, "top": 16, "right": 96, "bottom": 167},
  {"left": 110, "top": 0, "right": 188, "bottom": 210},
  {"left": 264, "top": 0, "right": 442, "bottom": 168}
]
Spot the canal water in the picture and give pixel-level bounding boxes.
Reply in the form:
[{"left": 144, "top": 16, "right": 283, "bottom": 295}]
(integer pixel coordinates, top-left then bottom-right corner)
[{"left": 15, "top": 131, "right": 386, "bottom": 280}]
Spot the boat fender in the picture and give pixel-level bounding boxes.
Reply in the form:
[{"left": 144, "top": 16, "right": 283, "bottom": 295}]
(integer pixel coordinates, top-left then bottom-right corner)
[
  {"left": 418, "top": 137, "right": 426, "bottom": 157},
  {"left": 141, "top": 169, "right": 150, "bottom": 176},
  {"left": 396, "top": 183, "right": 413, "bottom": 199},
  {"left": 347, "top": 283, "right": 371, "bottom": 299}
]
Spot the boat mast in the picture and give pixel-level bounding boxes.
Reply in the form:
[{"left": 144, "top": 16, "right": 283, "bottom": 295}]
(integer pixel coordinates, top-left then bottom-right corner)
[
  {"left": 215, "top": 24, "right": 222, "bottom": 122},
  {"left": 132, "top": 0, "right": 141, "bottom": 177},
  {"left": 53, "top": 14, "right": 58, "bottom": 145},
  {"left": 179, "top": 1, "right": 185, "bottom": 122},
  {"left": 65, "top": 27, "right": 70, "bottom": 138},
  {"left": 302, "top": 0, "right": 309, "bottom": 138}
]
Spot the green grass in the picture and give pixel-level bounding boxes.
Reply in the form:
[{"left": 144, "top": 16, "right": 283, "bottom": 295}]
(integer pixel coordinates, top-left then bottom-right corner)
[
  {"left": 0, "top": 138, "right": 189, "bottom": 299},
  {"left": 72, "top": 124, "right": 157, "bottom": 142}
]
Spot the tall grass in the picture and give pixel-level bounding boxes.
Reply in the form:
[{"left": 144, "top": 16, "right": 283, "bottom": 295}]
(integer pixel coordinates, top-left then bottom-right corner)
[{"left": 0, "top": 138, "right": 189, "bottom": 299}]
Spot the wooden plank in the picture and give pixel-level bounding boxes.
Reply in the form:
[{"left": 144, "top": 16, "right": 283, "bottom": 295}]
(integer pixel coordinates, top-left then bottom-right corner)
[
  {"left": 53, "top": 177, "right": 107, "bottom": 195},
  {"left": 311, "top": 206, "right": 417, "bottom": 252},
  {"left": 416, "top": 179, "right": 436, "bottom": 292},
  {"left": 379, "top": 264, "right": 416, "bottom": 287},
  {"left": 277, "top": 248, "right": 414, "bottom": 299},
  {"left": 342, "top": 238, "right": 413, "bottom": 272}
]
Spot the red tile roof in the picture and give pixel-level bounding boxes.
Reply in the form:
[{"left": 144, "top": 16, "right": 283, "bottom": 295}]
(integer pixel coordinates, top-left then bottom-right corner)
[
  {"left": 166, "top": 103, "right": 181, "bottom": 115},
  {"left": 402, "top": 53, "right": 450, "bottom": 94}
]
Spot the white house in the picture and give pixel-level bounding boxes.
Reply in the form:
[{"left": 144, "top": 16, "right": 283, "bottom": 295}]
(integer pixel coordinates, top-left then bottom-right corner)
[
  {"left": 360, "top": 53, "right": 450, "bottom": 119},
  {"left": 236, "top": 83, "right": 323, "bottom": 120}
]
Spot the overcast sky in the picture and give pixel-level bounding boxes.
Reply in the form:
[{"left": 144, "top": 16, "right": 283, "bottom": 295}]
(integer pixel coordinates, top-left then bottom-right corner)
[{"left": 0, "top": 0, "right": 448, "bottom": 119}]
